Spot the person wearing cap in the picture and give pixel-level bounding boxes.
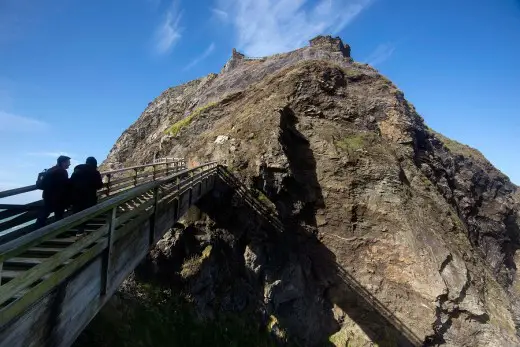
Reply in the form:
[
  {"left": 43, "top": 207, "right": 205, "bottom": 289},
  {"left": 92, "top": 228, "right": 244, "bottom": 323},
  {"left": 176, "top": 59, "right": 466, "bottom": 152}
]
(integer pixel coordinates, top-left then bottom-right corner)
[
  {"left": 69, "top": 157, "right": 103, "bottom": 215},
  {"left": 35, "top": 155, "right": 71, "bottom": 228}
]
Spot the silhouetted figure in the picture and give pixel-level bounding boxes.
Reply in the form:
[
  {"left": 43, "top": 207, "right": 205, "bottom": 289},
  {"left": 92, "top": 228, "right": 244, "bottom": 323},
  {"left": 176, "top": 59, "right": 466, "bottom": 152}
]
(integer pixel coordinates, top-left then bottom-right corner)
[
  {"left": 70, "top": 157, "right": 103, "bottom": 214},
  {"left": 35, "top": 155, "right": 71, "bottom": 229}
]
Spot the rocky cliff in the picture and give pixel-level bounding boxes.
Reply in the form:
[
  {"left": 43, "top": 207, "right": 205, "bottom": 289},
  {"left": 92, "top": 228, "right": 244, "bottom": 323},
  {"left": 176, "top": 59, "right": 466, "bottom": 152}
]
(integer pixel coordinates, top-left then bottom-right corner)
[{"left": 100, "top": 36, "right": 520, "bottom": 346}]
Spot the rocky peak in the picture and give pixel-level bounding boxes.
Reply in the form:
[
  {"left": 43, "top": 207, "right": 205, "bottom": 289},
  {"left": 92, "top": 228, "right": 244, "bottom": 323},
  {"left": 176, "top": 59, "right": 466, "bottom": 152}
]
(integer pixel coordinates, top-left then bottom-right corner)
[
  {"left": 309, "top": 35, "right": 351, "bottom": 58},
  {"left": 220, "top": 35, "right": 352, "bottom": 74},
  {"left": 101, "top": 36, "right": 520, "bottom": 346},
  {"left": 221, "top": 48, "right": 247, "bottom": 73}
]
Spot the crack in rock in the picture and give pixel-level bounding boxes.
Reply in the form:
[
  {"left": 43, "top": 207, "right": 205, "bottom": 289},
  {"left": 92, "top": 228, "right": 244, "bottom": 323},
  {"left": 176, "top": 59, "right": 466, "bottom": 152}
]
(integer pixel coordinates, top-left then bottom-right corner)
[{"left": 424, "top": 254, "right": 489, "bottom": 346}]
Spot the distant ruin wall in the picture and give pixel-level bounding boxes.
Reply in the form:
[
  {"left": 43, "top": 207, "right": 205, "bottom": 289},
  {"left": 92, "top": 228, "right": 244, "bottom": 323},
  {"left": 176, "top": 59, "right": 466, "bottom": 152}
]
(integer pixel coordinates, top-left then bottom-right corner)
[{"left": 309, "top": 35, "right": 351, "bottom": 57}]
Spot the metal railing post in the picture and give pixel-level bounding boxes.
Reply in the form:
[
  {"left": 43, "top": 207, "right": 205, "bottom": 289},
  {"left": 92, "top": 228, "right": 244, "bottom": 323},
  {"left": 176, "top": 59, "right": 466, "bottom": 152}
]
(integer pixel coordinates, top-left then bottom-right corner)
[
  {"left": 152, "top": 164, "right": 156, "bottom": 181},
  {"left": 133, "top": 168, "right": 138, "bottom": 187},
  {"left": 101, "top": 207, "right": 117, "bottom": 295}
]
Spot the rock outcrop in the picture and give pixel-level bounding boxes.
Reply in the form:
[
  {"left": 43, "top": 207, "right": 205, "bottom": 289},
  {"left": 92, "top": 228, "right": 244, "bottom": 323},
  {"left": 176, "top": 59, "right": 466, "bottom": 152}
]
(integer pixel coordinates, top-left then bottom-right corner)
[{"left": 101, "top": 36, "right": 520, "bottom": 346}]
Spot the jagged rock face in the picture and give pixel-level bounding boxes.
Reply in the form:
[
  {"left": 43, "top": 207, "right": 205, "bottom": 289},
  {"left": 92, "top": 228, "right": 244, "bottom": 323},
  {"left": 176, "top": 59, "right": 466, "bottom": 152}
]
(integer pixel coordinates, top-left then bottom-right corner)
[{"left": 103, "top": 37, "right": 520, "bottom": 346}]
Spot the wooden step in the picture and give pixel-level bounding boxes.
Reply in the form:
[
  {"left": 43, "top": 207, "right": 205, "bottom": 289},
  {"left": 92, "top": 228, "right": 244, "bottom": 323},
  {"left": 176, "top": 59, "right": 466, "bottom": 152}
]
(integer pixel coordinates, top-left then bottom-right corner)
[
  {"left": 3, "top": 257, "right": 46, "bottom": 268},
  {"left": 1, "top": 269, "right": 26, "bottom": 284},
  {"left": 24, "top": 247, "right": 64, "bottom": 256},
  {"left": 41, "top": 237, "right": 80, "bottom": 246},
  {"left": 85, "top": 222, "right": 106, "bottom": 227}
]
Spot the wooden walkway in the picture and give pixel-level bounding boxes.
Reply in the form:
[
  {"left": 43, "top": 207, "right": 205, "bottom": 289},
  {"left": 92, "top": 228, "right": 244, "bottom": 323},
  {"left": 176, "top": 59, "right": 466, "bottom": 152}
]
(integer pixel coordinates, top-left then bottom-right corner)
[{"left": 0, "top": 161, "right": 218, "bottom": 347}]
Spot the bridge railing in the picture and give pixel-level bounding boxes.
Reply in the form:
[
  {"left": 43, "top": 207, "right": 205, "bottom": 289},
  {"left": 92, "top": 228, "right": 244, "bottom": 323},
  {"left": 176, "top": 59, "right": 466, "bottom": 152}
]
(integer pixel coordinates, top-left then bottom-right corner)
[
  {"left": 0, "top": 162, "right": 217, "bottom": 326},
  {"left": 0, "top": 158, "right": 186, "bottom": 242}
]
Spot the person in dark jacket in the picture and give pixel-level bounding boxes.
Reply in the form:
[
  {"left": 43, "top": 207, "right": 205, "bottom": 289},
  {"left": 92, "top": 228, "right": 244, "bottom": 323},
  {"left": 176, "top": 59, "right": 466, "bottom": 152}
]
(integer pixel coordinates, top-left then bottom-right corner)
[
  {"left": 35, "top": 155, "right": 71, "bottom": 229},
  {"left": 69, "top": 157, "right": 103, "bottom": 214}
]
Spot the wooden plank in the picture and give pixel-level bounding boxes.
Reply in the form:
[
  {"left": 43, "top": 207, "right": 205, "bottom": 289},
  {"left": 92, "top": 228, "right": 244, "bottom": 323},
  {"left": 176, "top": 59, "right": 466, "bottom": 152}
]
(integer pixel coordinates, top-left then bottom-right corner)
[
  {"left": 0, "top": 204, "right": 40, "bottom": 212},
  {"left": 41, "top": 237, "right": 79, "bottom": 246},
  {"left": 108, "top": 219, "right": 150, "bottom": 293},
  {"left": 101, "top": 208, "right": 116, "bottom": 295},
  {"left": 113, "top": 199, "right": 154, "bottom": 228},
  {"left": 24, "top": 247, "right": 67, "bottom": 255},
  {"left": 0, "top": 270, "right": 23, "bottom": 281},
  {"left": 112, "top": 208, "right": 154, "bottom": 243},
  {"left": 0, "top": 186, "right": 37, "bottom": 200},
  {"left": 0, "top": 239, "right": 107, "bottom": 327},
  {"left": 0, "top": 211, "right": 38, "bottom": 233},
  {"left": 105, "top": 175, "right": 134, "bottom": 187},
  {"left": 3, "top": 258, "right": 46, "bottom": 267},
  {"left": 101, "top": 160, "right": 176, "bottom": 176},
  {"left": 0, "top": 225, "right": 108, "bottom": 306},
  {"left": 108, "top": 180, "right": 137, "bottom": 193},
  {"left": 150, "top": 187, "right": 159, "bottom": 246}
]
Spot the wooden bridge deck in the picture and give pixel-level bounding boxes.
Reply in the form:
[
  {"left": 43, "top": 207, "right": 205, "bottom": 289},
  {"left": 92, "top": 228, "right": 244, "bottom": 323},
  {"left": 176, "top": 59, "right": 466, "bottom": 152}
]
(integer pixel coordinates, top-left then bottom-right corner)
[{"left": 0, "top": 162, "right": 218, "bottom": 347}]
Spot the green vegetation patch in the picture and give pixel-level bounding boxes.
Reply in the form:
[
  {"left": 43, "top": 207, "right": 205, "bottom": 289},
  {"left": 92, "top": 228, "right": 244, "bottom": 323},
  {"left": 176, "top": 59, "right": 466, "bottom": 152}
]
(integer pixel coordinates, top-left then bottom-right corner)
[
  {"left": 180, "top": 245, "right": 212, "bottom": 278},
  {"left": 335, "top": 132, "right": 378, "bottom": 152},
  {"left": 165, "top": 101, "right": 219, "bottom": 136},
  {"left": 255, "top": 190, "right": 277, "bottom": 212},
  {"left": 75, "top": 281, "right": 278, "bottom": 347}
]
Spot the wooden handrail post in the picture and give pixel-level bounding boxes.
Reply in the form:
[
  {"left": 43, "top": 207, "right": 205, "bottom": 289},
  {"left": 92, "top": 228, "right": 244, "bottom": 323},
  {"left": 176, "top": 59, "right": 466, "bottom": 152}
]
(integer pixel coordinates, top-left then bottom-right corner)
[
  {"left": 106, "top": 174, "right": 112, "bottom": 197},
  {"left": 166, "top": 161, "right": 169, "bottom": 176},
  {"left": 152, "top": 164, "right": 156, "bottom": 181},
  {"left": 149, "top": 186, "right": 160, "bottom": 246},
  {"left": 133, "top": 168, "right": 138, "bottom": 187},
  {"left": 101, "top": 207, "right": 117, "bottom": 295}
]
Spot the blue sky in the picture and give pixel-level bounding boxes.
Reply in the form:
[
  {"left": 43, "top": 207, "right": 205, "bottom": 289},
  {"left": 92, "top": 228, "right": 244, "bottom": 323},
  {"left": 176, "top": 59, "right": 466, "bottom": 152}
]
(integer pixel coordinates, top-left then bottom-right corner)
[{"left": 1, "top": 0, "right": 519, "bottom": 204}]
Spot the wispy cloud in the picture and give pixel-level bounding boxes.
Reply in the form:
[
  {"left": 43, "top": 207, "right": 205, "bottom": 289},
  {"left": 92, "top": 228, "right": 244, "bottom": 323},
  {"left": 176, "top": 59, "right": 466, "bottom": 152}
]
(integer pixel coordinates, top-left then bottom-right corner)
[
  {"left": 211, "top": 8, "right": 229, "bottom": 21},
  {"left": 0, "top": 111, "right": 49, "bottom": 132},
  {"left": 365, "top": 43, "right": 395, "bottom": 66},
  {"left": 183, "top": 43, "right": 216, "bottom": 71},
  {"left": 154, "top": 1, "right": 183, "bottom": 55},
  {"left": 216, "top": 0, "right": 372, "bottom": 57}
]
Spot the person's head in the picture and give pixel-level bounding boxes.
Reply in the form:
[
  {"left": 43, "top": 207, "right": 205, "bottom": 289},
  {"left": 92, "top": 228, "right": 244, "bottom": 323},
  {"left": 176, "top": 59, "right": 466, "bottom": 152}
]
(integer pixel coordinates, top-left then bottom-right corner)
[
  {"left": 57, "top": 155, "right": 71, "bottom": 170},
  {"left": 86, "top": 157, "right": 98, "bottom": 168}
]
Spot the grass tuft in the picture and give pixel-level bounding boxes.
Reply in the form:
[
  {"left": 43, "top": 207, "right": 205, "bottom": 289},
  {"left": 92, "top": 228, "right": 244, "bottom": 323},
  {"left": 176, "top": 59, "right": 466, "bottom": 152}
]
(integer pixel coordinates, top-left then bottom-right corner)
[
  {"left": 165, "top": 101, "right": 219, "bottom": 136},
  {"left": 335, "top": 133, "right": 378, "bottom": 152},
  {"left": 180, "top": 245, "right": 213, "bottom": 278}
]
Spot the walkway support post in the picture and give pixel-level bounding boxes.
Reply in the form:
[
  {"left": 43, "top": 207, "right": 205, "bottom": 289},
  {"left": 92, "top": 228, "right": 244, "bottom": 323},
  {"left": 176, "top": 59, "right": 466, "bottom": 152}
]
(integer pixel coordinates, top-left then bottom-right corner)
[
  {"left": 150, "top": 186, "right": 160, "bottom": 246},
  {"left": 106, "top": 174, "right": 112, "bottom": 197},
  {"left": 101, "top": 207, "right": 117, "bottom": 295}
]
